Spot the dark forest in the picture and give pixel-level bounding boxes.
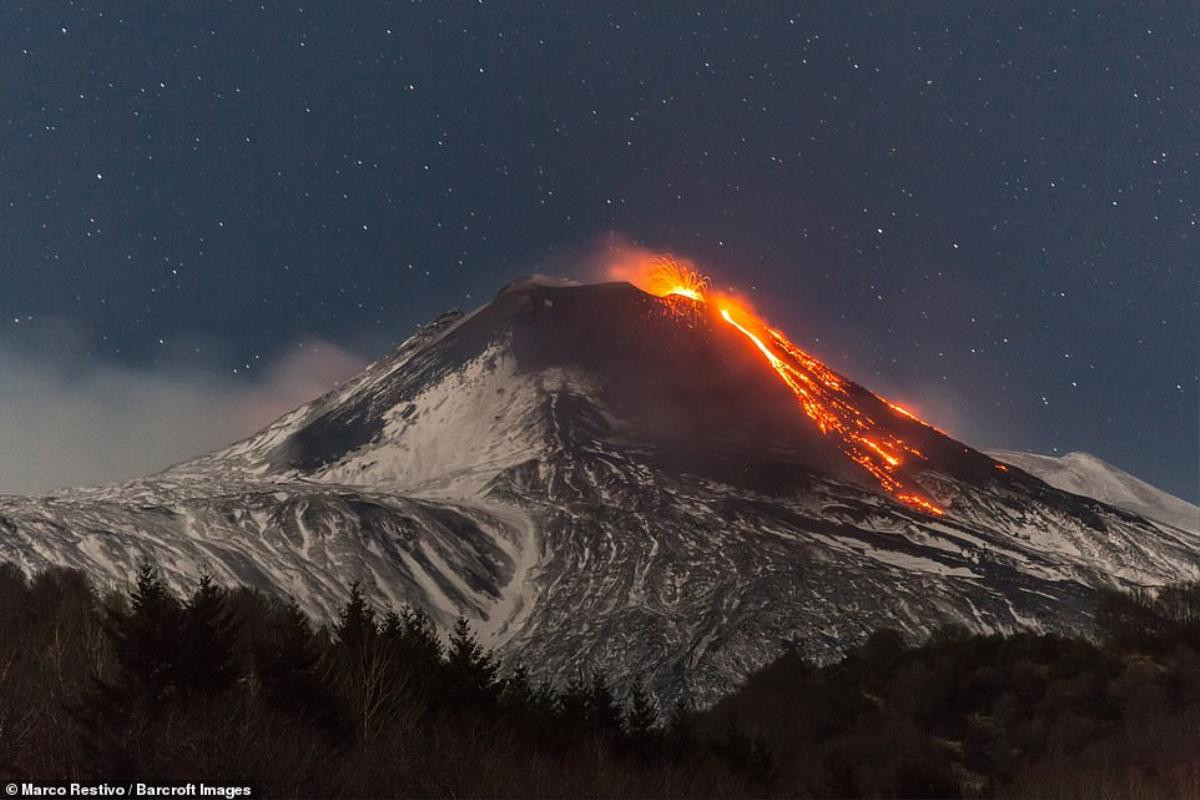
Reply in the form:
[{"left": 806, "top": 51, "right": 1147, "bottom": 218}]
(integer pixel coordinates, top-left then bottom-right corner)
[{"left": 1, "top": 564, "right": 1197, "bottom": 798}]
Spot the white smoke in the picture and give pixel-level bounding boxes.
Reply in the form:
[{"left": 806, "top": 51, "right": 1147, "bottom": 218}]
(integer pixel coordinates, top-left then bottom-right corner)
[{"left": 0, "top": 321, "right": 366, "bottom": 495}]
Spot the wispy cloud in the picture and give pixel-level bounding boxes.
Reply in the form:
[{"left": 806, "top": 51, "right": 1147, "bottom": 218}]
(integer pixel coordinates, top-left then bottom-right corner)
[{"left": 0, "top": 323, "right": 365, "bottom": 495}]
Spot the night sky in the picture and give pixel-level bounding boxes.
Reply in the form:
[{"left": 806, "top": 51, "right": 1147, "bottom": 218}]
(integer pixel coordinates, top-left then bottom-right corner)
[{"left": 2, "top": 3, "right": 1197, "bottom": 500}]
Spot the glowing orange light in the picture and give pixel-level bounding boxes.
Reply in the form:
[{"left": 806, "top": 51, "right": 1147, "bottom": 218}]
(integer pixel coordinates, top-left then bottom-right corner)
[
  {"left": 885, "top": 400, "right": 918, "bottom": 420},
  {"left": 862, "top": 438, "right": 901, "bottom": 467},
  {"left": 622, "top": 251, "right": 946, "bottom": 516},
  {"left": 895, "top": 493, "right": 946, "bottom": 516},
  {"left": 882, "top": 397, "right": 951, "bottom": 436},
  {"left": 643, "top": 256, "right": 709, "bottom": 301},
  {"left": 718, "top": 304, "right": 944, "bottom": 516}
]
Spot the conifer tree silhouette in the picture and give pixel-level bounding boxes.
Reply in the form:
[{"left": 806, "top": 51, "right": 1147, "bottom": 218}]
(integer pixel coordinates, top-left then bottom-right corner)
[
  {"left": 444, "top": 615, "right": 498, "bottom": 708},
  {"left": 625, "top": 680, "right": 660, "bottom": 740},
  {"left": 113, "top": 563, "right": 181, "bottom": 701},
  {"left": 587, "top": 672, "right": 623, "bottom": 735},
  {"left": 178, "top": 572, "right": 241, "bottom": 694}
]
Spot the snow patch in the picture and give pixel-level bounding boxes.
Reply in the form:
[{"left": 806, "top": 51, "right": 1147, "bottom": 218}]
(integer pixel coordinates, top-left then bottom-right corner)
[{"left": 990, "top": 449, "right": 1199, "bottom": 535}]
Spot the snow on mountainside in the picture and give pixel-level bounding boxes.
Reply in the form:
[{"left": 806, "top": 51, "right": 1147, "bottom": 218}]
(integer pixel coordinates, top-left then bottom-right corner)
[
  {"left": 2, "top": 278, "right": 1199, "bottom": 706},
  {"left": 988, "top": 450, "right": 1199, "bottom": 535}
]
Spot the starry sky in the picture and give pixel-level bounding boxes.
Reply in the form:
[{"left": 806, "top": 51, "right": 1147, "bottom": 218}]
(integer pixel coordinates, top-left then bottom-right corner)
[{"left": 1, "top": 3, "right": 1197, "bottom": 500}]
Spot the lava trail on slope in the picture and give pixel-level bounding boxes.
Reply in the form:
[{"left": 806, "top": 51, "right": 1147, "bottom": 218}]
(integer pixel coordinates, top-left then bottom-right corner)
[{"left": 618, "top": 254, "right": 953, "bottom": 515}]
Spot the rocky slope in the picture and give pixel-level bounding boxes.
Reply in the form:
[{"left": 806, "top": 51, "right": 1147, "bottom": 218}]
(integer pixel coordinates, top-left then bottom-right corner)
[
  {"left": 988, "top": 449, "right": 1198, "bottom": 534},
  {"left": 2, "top": 277, "right": 1197, "bottom": 704}
]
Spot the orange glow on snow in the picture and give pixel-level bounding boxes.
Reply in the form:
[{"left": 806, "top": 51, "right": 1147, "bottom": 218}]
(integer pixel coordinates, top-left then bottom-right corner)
[{"left": 626, "top": 253, "right": 946, "bottom": 516}]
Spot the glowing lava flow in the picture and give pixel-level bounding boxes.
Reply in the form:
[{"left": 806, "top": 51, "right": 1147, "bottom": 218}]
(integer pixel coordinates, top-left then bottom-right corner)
[{"left": 637, "top": 256, "right": 945, "bottom": 516}]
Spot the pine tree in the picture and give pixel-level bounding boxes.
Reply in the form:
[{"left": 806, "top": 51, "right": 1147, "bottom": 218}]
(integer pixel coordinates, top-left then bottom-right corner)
[
  {"left": 530, "top": 679, "right": 559, "bottom": 721},
  {"left": 334, "top": 580, "right": 376, "bottom": 651},
  {"left": 178, "top": 572, "right": 242, "bottom": 694},
  {"left": 397, "top": 605, "right": 442, "bottom": 664},
  {"left": 269, "top": 598, "right": 321, "bottom": 676},
  {"left": 625, "top": 680, "right": 660, "bottom": 740},
  {"left": 257, "top": 597, "right": 322, "bottom": 701},
  {"left": 73, "top": 564, "right": 180, "bottom": 773},
  {"left": 444, "top": 615, "right": 498, "bottom": 708},
  {"left": 587, "top": 672, "right": 623, "bottom": 734},
  {"left": 256, "top": 597, "right": 347, "bottom": 740},
  {"left": 500, "top": 663, "right": 535, "bottom": 713},
  {"left": 381, "top": 609, "right": 403, "bottom": 640},
  {"left": 111, "top": 563, "right": 182, "bottom": 699},
  {"left": 384, "top": 604, "right": 443, "bottom": 705},
  {"left": 558, "top": 673, "right": 591, "bottom": 730},
  {"left": 328, "top": 581, "right": 401, "bottom": 742},
  {"left": 665, "top": 697, "right": 695, "bottom": 755}
]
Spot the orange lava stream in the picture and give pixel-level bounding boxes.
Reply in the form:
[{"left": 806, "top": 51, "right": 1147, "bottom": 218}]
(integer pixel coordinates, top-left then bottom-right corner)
[{"left": 637, "top": 256, "right": 945, "bottom": 516}]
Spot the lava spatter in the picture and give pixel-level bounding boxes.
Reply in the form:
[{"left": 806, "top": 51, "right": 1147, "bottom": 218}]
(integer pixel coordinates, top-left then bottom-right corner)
[{"left": 642, "top": 254, "right": 710, "bottom": 301}]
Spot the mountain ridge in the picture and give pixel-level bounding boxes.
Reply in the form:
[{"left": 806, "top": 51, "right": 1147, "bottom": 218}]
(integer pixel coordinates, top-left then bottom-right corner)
[
  {"left": 1, "top": 278, "right": 1197, "bottom": 705},
  {"left": 988, "top": 448, "right": 1198, "bottom": 535}
]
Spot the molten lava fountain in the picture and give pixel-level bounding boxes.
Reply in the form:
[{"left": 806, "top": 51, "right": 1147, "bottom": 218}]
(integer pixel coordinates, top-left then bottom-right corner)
[{"left": 626, "top": 254, "right": 945, "bottom": 516}]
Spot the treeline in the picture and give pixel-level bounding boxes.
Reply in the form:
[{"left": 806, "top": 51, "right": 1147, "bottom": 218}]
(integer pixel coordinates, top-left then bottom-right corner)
[
  {"left": 0, "top": 564, "right": 760, "bottom": 798},
  {"left": 1, "top": 564, "right": 1198, "bottom": 798},
  {"left": 706, "top": 584, "right": 1200, "bottom": 798}
]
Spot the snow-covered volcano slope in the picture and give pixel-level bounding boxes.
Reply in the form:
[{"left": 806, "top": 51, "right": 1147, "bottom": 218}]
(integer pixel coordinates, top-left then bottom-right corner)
[
  {"left": 2, "top": 277, "right": 1198, "bottom": 705},
  {"left": 988, "top": 450, "right": 1198, "bottom": 535}
]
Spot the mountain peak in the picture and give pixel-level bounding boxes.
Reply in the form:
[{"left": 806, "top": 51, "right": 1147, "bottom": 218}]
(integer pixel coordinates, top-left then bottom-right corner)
[
  {"left": 3, "top": 274, "right": 1198, "bottom": 707},
  {"left": 176, "top": 275, "right": 1061, "bottom": 517},
  {"left": 496, "top": 273, "right": 583, "bottom": 296},
  {"left": 989, "top": 449, "right": 1198, "bottom": 533}
]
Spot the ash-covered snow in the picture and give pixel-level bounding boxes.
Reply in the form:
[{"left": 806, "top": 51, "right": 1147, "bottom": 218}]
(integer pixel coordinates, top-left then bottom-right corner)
[
  {"left": 2, "top": 280, "right": 1198, "bottom": 707},
  {"left": 989, "top": 450, "right": 1199, "bottom": 535}
]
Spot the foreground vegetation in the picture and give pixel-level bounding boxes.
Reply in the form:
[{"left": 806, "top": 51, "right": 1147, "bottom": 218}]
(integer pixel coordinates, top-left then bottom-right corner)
[
  {"left": 0, "top": 563, "right": 1197, "bottom": 798},
  {"left": 707, "top": 584, "right": 1200, "bottom": 798}
]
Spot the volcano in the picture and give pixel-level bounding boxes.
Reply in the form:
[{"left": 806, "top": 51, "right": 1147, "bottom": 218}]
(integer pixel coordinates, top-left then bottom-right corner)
[{"left": 2, "top": 272, "right": 1197, "bottom": 704}]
